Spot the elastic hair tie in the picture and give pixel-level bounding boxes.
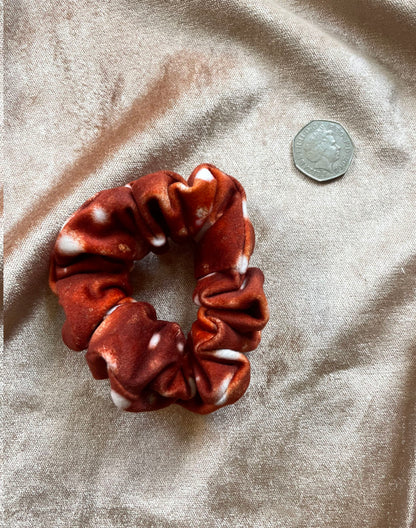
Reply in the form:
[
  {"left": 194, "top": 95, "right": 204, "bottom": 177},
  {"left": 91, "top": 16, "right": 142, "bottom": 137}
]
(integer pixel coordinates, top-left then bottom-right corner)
[{"left": 49, "top": 164, "right": 269, "bottom": 414}]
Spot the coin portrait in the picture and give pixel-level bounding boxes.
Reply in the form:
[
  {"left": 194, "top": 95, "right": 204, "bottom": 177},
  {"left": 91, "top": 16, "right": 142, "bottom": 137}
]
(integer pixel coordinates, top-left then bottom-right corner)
[
  {"left": 293, "top": 120, "right": 354, "bottom": 182},
  {"left": 303, "top": 129, "right": 341, "bottom": 171}
]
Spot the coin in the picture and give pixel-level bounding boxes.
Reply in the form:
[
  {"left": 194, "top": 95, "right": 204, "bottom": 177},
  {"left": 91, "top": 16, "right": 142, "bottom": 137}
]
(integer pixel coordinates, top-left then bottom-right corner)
[{"left": 292, "top": 120, "right": 354, "bottom": 182}]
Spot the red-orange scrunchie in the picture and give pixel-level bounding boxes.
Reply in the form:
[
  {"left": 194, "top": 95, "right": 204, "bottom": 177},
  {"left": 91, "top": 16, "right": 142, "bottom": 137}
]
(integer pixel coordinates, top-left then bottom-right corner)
[{"left": 49, "top": 164, "right": 269, "bottom": 414}]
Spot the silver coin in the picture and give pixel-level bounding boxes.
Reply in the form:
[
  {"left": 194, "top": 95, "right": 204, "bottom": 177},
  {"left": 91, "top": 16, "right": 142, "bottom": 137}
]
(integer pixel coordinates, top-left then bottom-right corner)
[{"left": 293, "top": 120, "right": 354, "bottom": 182}]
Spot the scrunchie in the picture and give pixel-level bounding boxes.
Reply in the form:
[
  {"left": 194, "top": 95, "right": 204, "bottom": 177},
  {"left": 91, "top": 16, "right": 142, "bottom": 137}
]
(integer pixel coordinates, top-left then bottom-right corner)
[{"left": 49, "top": 164, "right": 269, "bottom": 414}]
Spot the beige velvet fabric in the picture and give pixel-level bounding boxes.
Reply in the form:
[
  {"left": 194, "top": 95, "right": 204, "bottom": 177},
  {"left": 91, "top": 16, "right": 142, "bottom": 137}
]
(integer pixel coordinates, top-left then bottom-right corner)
[{"left": 4, "top": 1, "right": 416, "bottom": 527}]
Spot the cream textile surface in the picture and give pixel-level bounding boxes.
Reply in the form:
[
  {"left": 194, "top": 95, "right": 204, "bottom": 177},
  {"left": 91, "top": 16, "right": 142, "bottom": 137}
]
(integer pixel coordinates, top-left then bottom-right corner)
[{"left": 4, "top": 1, "right": 416, "bottom": 527}]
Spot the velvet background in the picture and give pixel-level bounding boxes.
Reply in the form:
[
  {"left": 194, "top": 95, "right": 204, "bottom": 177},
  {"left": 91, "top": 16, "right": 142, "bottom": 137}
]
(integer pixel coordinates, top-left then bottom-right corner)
[{"left": 4, "top": 1, "right": 416, "bottom": 527}]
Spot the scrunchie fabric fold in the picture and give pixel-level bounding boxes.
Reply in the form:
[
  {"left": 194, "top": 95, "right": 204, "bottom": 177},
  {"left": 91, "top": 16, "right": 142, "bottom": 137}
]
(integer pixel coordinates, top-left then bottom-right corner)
[{"left": 49, "top": 164, "right": 269, "bottom": 414}]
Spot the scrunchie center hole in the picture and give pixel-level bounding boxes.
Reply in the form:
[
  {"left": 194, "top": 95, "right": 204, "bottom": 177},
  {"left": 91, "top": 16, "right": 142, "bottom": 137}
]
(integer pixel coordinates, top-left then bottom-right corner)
[{"left": 130, "top": 240, "right": 198, "bottom": 336}]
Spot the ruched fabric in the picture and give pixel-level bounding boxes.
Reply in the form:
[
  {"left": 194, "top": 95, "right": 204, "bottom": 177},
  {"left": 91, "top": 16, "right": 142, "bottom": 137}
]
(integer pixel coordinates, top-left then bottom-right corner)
[{"left": 49, "top": 164, "right": 269, "bottom": 414}]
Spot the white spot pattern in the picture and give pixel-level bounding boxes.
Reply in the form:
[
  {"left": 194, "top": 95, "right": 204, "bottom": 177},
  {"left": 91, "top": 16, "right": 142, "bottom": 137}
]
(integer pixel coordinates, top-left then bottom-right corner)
[
  {"left": 57, "top": 233, "right": 84, "bottom": 256},
  {"left": 110, "top": 390, "right": 131, "bottom": 410},
  {"left": 242, "top": 199, "right": 248, "bottom": 219},
  {"left": 177, "top": 182, "right": 188, "bottom": 191},
  {"left": 212, "top": 349, "right": 244, "bottom": 361},
  {"left": 196, "top": 206, "right": 209, "bottom": 219},
  {"left": 195, "top": 207, "right": 209, "bottom": 227},
  {"left": 101, "top": 352, "right": 117, "bottom": 371},
  {"left": 92, "top": 206, "right": 108, "bottom": 224},
  {"left": 236, "top": 255, "right": 248, "bottom": 274},
  {"left": 148, "top": 333, "right": 161, "bottom": 349},
  {"left": 150, "top": 235, "right": 166, "bottom": 247},
  {"left": 195, "top": 167, "right": 214, "bottom": 182}
]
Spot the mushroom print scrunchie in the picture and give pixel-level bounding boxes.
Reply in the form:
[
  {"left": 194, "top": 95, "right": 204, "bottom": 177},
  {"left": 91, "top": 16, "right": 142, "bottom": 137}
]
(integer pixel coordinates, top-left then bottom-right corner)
[{"left": 49, "top": 164, "right": 269, "bottom": 414}]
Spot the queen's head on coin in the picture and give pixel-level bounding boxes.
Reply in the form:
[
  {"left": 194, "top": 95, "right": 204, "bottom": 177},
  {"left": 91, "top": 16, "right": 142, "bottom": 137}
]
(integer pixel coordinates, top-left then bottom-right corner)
[{"left": 303, "top": 129, "right": 341, "bottom": 172}]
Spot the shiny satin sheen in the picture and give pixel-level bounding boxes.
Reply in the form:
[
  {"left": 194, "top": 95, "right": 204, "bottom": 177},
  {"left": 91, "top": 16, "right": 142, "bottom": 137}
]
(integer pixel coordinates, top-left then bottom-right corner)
[{"left": 4, "top": 1, "right": 416, "bottom": 527}]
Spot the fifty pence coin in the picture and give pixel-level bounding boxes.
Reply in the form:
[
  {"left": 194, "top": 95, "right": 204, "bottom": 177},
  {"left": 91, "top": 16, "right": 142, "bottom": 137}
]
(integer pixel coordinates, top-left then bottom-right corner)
[{"left": 293, "top": 120, "right": 354, "bottom": 182}]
